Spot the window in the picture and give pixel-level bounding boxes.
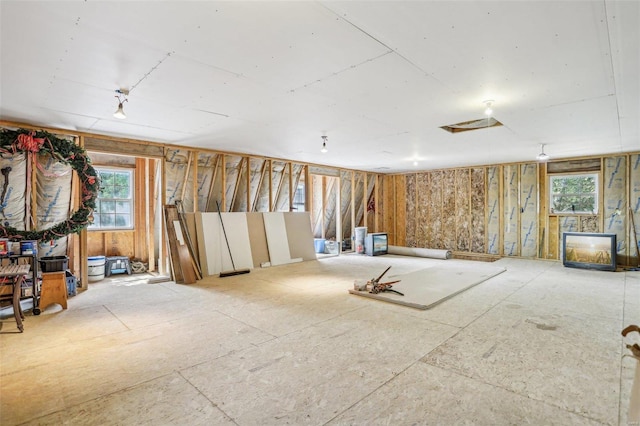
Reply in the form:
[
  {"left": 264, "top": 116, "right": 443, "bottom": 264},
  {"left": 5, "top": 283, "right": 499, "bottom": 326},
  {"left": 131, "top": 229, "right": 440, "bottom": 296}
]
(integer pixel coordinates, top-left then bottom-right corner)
[
  {"left": 549, "top": 173, "right": 598, "bottom": 214},
  {"left": 89, "top": 168, "right": 134, "bottom": 230}
]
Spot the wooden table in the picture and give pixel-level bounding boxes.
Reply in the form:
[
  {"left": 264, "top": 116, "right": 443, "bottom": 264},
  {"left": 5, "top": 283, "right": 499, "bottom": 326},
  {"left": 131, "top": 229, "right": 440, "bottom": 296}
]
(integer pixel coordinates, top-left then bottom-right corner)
[{"left": 0, "top": 264, "right": 31, "bottom": 332}]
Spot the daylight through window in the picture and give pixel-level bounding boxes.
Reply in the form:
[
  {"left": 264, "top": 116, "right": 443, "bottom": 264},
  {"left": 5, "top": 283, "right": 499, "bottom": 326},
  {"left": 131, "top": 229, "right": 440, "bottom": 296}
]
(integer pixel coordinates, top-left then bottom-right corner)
[
  {"left": 89, "top": 168, "right": 134, "bottom": 230},
  {"left": 549, "top": 173, "right": 598, "bottom": 214}
]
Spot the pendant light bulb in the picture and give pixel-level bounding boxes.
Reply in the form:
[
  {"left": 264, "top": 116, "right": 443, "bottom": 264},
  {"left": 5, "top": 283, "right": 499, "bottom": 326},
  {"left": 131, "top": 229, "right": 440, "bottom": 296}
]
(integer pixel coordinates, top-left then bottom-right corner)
[
  {"left": 536, "top": 143, "right": 550, "bottom": 162},
  {"left": 321, "top": 136, "right": 328, "bottom": 153},
  {"left": 113, "top": 102, "right": 126, "bottom": 119},
  {"left": 483, "top": 100, "right": 494, "bottom": 116},
  {"left": 113, "top": 89, "right": 129, "bottom": 119}
]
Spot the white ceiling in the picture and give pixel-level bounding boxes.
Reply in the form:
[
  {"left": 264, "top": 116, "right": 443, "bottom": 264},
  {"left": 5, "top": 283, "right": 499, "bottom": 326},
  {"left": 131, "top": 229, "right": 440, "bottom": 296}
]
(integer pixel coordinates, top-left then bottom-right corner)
[{"left": 1, "top": 1, "right": 638, "bottom": 173}]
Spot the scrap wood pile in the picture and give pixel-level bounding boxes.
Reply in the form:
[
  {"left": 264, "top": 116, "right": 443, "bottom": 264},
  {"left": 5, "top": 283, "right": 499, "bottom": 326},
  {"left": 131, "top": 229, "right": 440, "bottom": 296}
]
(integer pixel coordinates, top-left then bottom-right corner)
[{"left": 353, "top": 266, "right": 404, "bottom": 296}]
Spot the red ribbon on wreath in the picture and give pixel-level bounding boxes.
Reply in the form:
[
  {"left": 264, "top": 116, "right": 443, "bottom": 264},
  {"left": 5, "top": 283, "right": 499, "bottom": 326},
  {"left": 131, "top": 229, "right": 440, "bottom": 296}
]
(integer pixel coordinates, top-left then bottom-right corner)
[{"left": 16, "top": 132, "right": 45, "bottom": 152}]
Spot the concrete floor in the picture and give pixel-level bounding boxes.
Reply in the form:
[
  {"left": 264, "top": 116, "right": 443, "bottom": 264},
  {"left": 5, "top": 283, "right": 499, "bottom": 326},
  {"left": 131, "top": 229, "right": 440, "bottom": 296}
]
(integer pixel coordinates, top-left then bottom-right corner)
[{"left": 1, "top": 255, "right": 638, "bottom": 425}]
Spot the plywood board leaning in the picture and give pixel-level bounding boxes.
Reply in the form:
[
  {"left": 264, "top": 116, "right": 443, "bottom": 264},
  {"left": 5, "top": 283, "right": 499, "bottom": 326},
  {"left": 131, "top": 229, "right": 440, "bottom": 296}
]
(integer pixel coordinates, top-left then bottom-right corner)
[
  {"left": 348, "top": 262, "right": 506, "bottom": 310},
  {"left": 263, "top": 212, "right": 302, "bottom": 266},
  {"left": 164, "top": 205, "right": 184, "bottom": 283},
  {"left": 284, "top": 212, "right": 317, "bottom": 261}
]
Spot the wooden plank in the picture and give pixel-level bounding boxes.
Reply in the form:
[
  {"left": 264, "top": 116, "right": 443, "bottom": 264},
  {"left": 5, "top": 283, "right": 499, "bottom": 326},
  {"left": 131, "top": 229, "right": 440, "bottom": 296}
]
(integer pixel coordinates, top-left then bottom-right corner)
[
  {"left": 84, "top": 137, "right": 164, "bottom": 158},
  {"left": 147, "top": 159, "right": 157, "bottom": 272},
  {"left": 178, "top": 245, "right": 196, "bottom": 284},
  {"left": 163, "top": 205, "right": 183, "bottom": 283},
  {"left": 538, "top": 162, "right": 547, "bottom": 259}
]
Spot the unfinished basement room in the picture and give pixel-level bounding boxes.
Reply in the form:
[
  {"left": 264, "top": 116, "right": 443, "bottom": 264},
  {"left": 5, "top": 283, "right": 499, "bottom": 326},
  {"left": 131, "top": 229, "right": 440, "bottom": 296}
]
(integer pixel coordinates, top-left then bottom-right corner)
[{"left": 0, "top": 1, "right": 638, "bottom": 425}]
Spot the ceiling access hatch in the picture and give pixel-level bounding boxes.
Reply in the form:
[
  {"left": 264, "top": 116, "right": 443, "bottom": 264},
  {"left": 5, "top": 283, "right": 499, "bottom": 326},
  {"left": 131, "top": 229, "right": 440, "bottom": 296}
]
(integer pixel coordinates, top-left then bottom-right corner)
[{"left": 440, "top": 117, "right": 503, "bottom": 134}]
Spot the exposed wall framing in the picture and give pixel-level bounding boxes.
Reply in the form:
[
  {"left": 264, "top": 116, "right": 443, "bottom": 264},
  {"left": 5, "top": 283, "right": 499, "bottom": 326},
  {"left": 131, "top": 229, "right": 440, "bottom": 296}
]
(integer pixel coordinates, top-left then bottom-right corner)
[{"left": 386, "top": 152, "right": 640, "bottom": 266}]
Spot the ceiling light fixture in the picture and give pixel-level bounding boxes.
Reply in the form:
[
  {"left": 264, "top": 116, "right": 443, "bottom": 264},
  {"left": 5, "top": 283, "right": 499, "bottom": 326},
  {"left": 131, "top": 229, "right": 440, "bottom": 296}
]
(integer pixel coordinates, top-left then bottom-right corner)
[
  {"left": 321, "top": 135, "right": 328, "bottom": 153},
  {"left": 483, "top": 100, "right": 494, "bottom": 116},
  {"left": 113, "top": 89, "right": 129, "bottom": 119},
  {"left": 536, "top": 143, "right": 550, "bottom": 162}
]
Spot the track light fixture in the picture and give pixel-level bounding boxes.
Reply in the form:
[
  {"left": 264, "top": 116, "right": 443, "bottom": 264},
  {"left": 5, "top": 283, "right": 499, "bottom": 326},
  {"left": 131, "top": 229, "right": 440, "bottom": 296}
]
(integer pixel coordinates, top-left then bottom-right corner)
[
  {"left": 321, "top": 135, "right": 328, "bottom": 153},
  {"left": 536, "top": 143, "right": 550, "bottom": 162},
  {"left": 113, "top": 89, "right": 129, "bottom": 119}
]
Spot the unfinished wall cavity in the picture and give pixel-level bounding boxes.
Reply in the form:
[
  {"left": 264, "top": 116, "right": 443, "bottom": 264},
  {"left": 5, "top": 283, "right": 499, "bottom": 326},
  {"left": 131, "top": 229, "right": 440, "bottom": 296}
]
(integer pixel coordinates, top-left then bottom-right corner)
[
  {"left": 354, "top": 172, "right": 365, "bottom": 228},
  {"left": 455, "top": 169, "right": 471, "bottom": 252},
  {"left": 164, "top": 148, "right": 190, "bottom": 207},
  {"left": 503, "top": 165, "right": 519, "bottom": 256},
  {"left": 415, "top": 172, "right": 429, "bottom": 248},
  {"left": 486, "top": 166, "right": 500, "bottom": 255},
  {"left": 470, "top": 168, "right": 485, "bottom": 253},
  {"left": 196, "top": 153, "right": 218, "bottom": 212},
  {"left": 520, "top": 163, "right": 537, "bottom": 257},
  {"left": 428, "top": 171, "right": 443, "bottom": 249},
  {"left": 405, "top": 174, "right": 416, "bottom": 248},
  {"left": 603, "top": 156, "right": 627, "bottom": 257},
  {"left": 340, "top": 170, "right": 353, "bottom": 245}
]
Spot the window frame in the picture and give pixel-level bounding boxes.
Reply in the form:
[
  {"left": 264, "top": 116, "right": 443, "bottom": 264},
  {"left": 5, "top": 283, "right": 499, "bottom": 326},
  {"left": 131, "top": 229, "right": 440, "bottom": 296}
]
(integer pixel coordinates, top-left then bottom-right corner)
[
  {"left": 548, "top": 172, "right": 599, "bottom": 215},
  {"left": 89, "top": 166, "right": 135, "bottom": 231}
]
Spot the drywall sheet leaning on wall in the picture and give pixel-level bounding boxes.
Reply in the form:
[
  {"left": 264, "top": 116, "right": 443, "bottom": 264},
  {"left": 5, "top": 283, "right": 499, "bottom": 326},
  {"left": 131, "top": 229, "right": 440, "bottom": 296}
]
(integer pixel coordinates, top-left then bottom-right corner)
[
  {"left": 520, "top": 163, "right": 537, "bottom": 257},
  {"left": 348, "top": 262, "right": 506, "bottom": 310},
  {"left": 263, "top": 212, "right": 302, "bottom": 266},
  {"left": 603, "top": 156, "right": 627, "bottom": 256},
  {"left": 246, "top": 212, "right": 270, "bottom": 268},
  {"left": 388, "top": 245, "right": 451, "bottom": 259},
  {"left": 195, "top": 212, "right": 253, "bottom": 276},
  {"left": 486, "top": 167, "right": 500, "bottom": 255},
  {"left": 284, "top": 212, "right": 317, "bottom": 261}
]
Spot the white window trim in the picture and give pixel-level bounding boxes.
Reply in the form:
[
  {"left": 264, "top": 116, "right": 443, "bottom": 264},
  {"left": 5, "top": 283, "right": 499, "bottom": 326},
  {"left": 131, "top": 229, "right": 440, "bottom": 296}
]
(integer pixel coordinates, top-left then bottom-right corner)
[
  {"left": 549, "top": 172, "right": 599, "bottom": 215},
  {"left": 90, "top": 167, "right": 135, "bottom": 231}
]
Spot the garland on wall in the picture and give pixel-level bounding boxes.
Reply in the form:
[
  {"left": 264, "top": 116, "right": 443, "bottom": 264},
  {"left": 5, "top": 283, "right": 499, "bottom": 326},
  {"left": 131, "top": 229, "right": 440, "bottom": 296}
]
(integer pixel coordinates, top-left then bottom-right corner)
[{"left": 0, "top": 128, "right": 99, "bottom": 241}]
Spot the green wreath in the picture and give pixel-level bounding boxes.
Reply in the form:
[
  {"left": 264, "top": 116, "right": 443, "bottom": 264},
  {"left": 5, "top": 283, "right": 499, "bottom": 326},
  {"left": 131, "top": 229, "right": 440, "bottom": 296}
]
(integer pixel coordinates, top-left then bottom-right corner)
[{"left": 0, "top": 128, "right": 99, "bottom": 242}]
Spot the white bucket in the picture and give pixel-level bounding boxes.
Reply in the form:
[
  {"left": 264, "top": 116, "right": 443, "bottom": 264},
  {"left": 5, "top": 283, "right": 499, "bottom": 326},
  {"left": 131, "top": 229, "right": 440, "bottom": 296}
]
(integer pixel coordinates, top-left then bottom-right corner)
[
  {"left": 355, "top": 227, "right": 367, "bottom": 254},
  {"left": 88, "top": 256, "right": 106, "bottom": 282}
]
